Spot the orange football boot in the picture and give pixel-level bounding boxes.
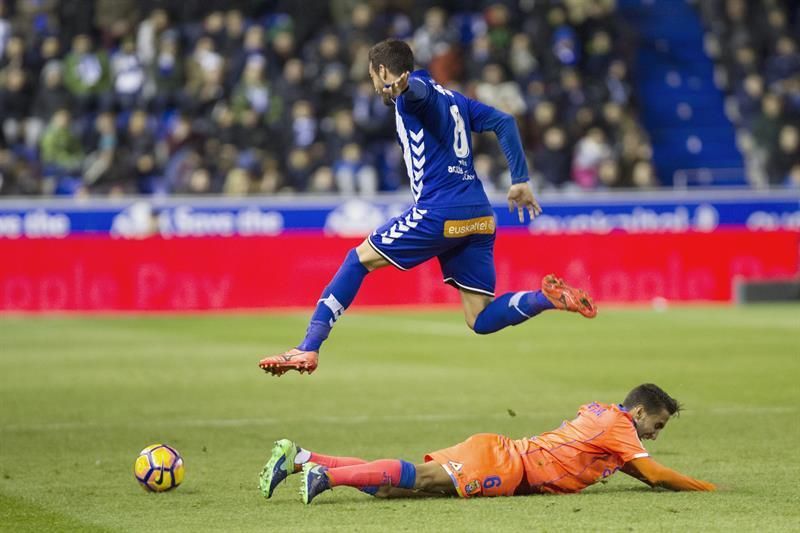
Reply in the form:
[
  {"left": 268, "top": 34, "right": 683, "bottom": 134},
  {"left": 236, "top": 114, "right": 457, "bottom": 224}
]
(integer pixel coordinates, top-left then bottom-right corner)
[
  {"left": 259, "top": 349, "right": 319, "bottom": 376},
  {"left": 541, "top": 274, "right": 597, "bottom": 318}
]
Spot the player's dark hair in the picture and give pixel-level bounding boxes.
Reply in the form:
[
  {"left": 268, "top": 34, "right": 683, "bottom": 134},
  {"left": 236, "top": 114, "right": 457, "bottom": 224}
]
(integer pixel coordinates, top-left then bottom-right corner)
[
  {"left": 368, "top": 39, "right": 414, "bottom": 75},
  {"left": 623, "top": 383, "right": 682, "bottom": 416}
]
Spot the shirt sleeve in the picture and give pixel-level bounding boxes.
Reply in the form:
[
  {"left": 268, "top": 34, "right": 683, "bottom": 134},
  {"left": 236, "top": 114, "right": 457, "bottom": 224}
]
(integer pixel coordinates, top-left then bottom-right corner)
[
  {"left": 622, "top": 458, "right": 717, "bottom": 492},
  {"left": 398, "top": 77, "right": 433, "bottom": 114},
  {"left": 601, "top": 413, "right": 650, "bottom": 463},
  {"left": 466, "top": 98, "right": 529, "bottom": 183}
]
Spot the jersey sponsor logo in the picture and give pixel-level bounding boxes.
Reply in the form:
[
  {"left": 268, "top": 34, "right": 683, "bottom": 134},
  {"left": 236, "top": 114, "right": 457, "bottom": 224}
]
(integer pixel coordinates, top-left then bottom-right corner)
[
  {"left": 448, "top": 165, "right": 465, "bottom": 175},
  {"left": 443, "top": 216, "right": 495, "bottom": 238},
  {"left": 464, "top": 479, "right": 481, "bottom": 495}
]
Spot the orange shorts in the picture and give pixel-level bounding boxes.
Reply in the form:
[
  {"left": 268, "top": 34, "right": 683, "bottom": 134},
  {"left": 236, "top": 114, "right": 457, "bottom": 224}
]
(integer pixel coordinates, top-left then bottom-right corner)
[{"left": 424, "top": 433, "right": 524, "bottom": 498}]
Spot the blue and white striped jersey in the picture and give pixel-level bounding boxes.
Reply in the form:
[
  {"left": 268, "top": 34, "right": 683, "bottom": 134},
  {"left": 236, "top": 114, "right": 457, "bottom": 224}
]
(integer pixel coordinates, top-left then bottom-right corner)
[{"left": 393, "top": 70, "right": 530, "bottom": 209}]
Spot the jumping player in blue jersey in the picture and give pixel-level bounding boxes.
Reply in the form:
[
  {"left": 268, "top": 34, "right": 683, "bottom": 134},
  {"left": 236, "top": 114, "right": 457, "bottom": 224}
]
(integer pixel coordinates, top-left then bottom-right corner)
[{"left": 259, "top": 39, "right": 596, "bottom": 376}]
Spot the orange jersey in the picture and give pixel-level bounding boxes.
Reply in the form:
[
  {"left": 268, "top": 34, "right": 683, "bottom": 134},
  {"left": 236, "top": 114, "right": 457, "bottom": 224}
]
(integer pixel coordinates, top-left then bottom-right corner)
[
  {"left": 425, "top": 402, "right": 650, "bottom": 498},
  {"left": 512, "top": 402, "right": 649, "bottom": 494}
]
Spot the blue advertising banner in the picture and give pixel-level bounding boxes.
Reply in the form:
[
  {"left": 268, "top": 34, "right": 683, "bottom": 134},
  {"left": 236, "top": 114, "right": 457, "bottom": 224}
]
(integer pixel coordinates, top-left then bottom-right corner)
[{"left": 0, "top": 190, "right": 797, "bottom": 238}]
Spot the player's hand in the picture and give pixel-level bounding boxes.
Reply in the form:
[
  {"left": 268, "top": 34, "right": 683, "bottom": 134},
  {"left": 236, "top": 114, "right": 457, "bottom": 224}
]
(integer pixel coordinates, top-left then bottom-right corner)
[
  {"left": 507, "top": 182, "right": 542, "bottom": 223},
  {"left": 381, "top": 71, "right": 410, "bottom": 99}
]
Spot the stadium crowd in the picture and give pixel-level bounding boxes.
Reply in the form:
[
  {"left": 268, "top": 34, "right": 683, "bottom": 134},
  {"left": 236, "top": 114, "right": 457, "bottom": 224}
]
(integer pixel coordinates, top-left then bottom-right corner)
[
  {"left": 0, "top": 0, "right": 658, "bottom": 196},
  {"left": 698, "top": 0, "right": 800, "bottom": 187}
]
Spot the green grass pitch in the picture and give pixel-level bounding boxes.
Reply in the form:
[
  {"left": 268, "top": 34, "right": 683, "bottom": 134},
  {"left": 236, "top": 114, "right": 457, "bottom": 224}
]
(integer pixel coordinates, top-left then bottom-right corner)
[{"left": 1, "top": 305, "right": 799, "bottom": 532}]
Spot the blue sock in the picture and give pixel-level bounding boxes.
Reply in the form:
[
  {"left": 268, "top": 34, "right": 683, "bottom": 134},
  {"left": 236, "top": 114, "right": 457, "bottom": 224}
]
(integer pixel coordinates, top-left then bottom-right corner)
[
  {"left": 472, "top": 291, "right": 555, "bottom": 335},
  {"left": 298, "top": 249, "right": 369, "bottom": 352},
  {"left": 397, "top": 460, "right": 416, "bottom": 489}
]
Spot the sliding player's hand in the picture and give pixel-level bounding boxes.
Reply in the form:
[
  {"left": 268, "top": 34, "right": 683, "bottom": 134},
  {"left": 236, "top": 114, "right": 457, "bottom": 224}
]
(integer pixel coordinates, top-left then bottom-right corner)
[
  {"left": 507, "top": 182, "right": 542, "bottom": 223},
  {"left": 382, "top": 71, "right": 410, "bottom": 99}
]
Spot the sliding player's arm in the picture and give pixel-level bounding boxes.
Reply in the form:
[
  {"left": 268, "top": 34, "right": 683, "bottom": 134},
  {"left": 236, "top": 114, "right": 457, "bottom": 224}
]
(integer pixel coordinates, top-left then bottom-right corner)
[
  {"left": 622, "top": 457, "right": 716, "bottom": 492},
  {"left": 467, "top": 99, "right": 541, "bottom": 222}
]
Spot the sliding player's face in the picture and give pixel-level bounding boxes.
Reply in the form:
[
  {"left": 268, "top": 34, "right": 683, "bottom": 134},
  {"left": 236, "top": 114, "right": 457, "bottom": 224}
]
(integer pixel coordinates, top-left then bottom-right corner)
[
  {"left": 368, "top": 62, "right": 393, "bottom": 106},
  {"left": 632, "top": 407, "right": 671, "bottom": 441}
]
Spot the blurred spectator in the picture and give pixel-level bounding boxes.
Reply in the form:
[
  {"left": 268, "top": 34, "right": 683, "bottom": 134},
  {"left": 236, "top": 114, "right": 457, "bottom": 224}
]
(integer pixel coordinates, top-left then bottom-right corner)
[
  {"left": 257, "top": 155, "right": 283, "bottom": 194},
  {"left": 572, "top": 127, "right": 612, "bottom": 190},
  {"left": 509, "top": 33, "right": 538, "bottom": 83},
  {"left": 0, "top": 68, "right": 31, "bottom": 147},
  {"left": 233, "top": 108, "right": 270, "bottom": 149},
  {"left": 270, "top": 31, "right": 296, "bottom": 71},
  {"left": 289, "top": 100, "right": 318, "bottom": 149},
  {"left": 1, "top": 35, "right": 27, "bottom": 75},
  {"left": 63, "top": 34, "right": 111, "bottom": 112},
  {"left": 584, "top": 30, "right": 613, "bottom": 79},
  {"left": 274, "top": 58, "right": 308, "bottom": 110},
  {"left": 732, "top": 73, "right": 765, "bottom": 127},
  {"left": 95, "top": 0, "right": 139, "bottom": 45},
  {"left": 29, "top": 62, "right": 72, "bottom": 147},
  {"left": 768, "top": 124, "right": 800, "bottom": 184},
  {"left": 284, "top": 147, "right": 314, "bottom": 191},
  {"left": 149, "top": 34, "right": 183, "bottom": 112},
  {"left": 630, "top": 160, "right": 658, "bottom": 189},
  {"left": 752, "top": 94, "right": 785, "bottom": 160},
  {"left": 533, "top": 126, "right": 571, "bottom": 188},
  {"left": 765, "top": 36, "right": 800, "bottom": 85},
  {"left": 605, "top": 59, "right": 632, "bottom": 106},
  {"left": 554, "top": 69, "right": 588, "bottom": 122},
  {"left": 111, "top": 38, "right": 146, "bottom": 111},
  {"left": 412, "top": 7, "right": 456, "bottom": 67},
  {"left": 137, "top": 9, "right": 170, "bottom": 67},
  {"left": 182, "top": 50, "right": 225, "bottom": 116},
  {"left": 597, "top": 159, "right": 621, "bottom": 189},
  {"left": 228, "top": 24, "right": 266, "bottom": 87},
  {"left": 223, "top": 167, "right": 250, "bottom": 196},
  {"left": 475, "top": 63, "right": 527, "bottom": 117},
  {"left": 334, "top": 143, "right": 377, "bottom": 196},
  {"left": 28, "top": 36, "right": 62, "bottom": 79},
  {"left": 221, "top": 10, "right": 245, "bottom": 58},
  {"left": 83, "top": 111, "right": 117, "bottom": 186},
  {"left": 230, "top": 57, "right": 272, "bottom": 117},
  {"left": 309, "top": 165, "right": 335, "bottom": 193},
  {"left": 40, "top": 109, "right": 84, "bottom": 179}
]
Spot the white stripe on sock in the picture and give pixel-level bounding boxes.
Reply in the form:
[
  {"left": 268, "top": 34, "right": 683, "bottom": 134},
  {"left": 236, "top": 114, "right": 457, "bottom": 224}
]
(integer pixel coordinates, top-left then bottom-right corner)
[{"left": 508, "top": 291, "right": 532, "bottom": 318}]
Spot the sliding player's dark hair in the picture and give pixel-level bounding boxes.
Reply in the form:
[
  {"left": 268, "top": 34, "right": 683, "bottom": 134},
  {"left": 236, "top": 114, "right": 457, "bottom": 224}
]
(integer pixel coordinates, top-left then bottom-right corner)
[
  {"left": 368, "top": 39, "right": 414, "bottom": 75},
  {"left": 623, "top": 383, "right": 682, "bottom": 416}
]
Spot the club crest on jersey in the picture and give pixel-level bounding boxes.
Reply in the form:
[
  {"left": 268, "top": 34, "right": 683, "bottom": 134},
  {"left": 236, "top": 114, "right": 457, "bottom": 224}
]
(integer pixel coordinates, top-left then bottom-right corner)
[{"left": 464, "top": 479, "right": 481, "bottom": 495}]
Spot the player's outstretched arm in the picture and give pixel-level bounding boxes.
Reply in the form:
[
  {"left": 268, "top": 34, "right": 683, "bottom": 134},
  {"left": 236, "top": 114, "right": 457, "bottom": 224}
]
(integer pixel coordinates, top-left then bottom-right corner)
[
  {"left": 622, "top": 457, "right": 716, "bottom": 492},
  {"left": 467, "top": 99, "right": 541, "bottom": 222}
]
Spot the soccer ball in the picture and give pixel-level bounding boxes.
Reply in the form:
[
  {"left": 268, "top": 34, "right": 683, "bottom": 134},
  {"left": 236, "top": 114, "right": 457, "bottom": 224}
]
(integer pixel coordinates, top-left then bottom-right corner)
[{"left": 134, "top": 444, "right": 184, "bottom": 492}]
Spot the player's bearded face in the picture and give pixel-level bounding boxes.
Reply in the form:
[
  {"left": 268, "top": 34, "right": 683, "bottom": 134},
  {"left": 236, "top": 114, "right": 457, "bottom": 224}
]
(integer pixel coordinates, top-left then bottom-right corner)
[
  {"left": 632, "top": 407, "right": 671, "bottom": 440},
  {"left": 369, "top": 63, "right": 394, "bottom": 107}
]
